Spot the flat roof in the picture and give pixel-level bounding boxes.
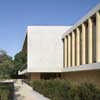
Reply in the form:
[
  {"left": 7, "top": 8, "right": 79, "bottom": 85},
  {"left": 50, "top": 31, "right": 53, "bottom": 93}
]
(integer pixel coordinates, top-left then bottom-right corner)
[{"left": 27, "top": 26, "right": 71, "bottom": 31}]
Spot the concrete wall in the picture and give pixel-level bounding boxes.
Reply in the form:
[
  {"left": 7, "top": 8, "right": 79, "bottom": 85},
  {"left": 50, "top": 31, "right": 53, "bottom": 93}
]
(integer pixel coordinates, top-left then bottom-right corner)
[
  {"left": 62, "top": 70, "right": 100, "bottom": 86},
  {"left": 27, "top": 26, "right": 71, "bottom": 73}
]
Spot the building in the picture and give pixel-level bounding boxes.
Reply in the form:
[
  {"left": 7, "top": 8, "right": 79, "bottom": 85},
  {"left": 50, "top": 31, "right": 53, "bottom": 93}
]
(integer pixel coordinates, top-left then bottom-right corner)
[
  {"left": 19, "top": 26, "right": 71, "bottom": 79},
  {"left": 19, "top": 4, "right": 100, "bottom": 86},
  {"left": 62, "top": 4, "right": 100, "bottom": 86}
]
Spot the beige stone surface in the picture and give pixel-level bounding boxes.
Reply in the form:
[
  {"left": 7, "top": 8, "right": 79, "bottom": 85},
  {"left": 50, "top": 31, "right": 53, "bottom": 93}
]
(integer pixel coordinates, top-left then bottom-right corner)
[
  {"left": 68, "top": 35, "right": 71, "bottom": 67},
  {"left": 82, "top": 23, "right": 86, "bottom": 64},
  {"left": 88, "top": 18, "right": 93, "bottom": 64},
  {"left": 14, "top": 80, "right": 49, "bottom": 100},
  {"left": 76, "top": 28, "right": 80, "bottom": 66},
  {"left": 72, "top": 31, "right": 75, "bottom": 66},
  {"left": 62, "top": 70, "right": 100, "bottom": 87},
  {"left": 96, "top": 12, "right": 100, "bottom": 62},
  {"left": 30, "top": 73, "right": 41, "bottom": 79},
  {"left": 64, "top": 37, "right": 68, "bottom": 67}
]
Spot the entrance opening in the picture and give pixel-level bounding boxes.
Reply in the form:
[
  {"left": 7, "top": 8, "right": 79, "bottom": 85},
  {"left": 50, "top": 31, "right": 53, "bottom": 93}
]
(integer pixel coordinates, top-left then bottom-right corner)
[{"left": 40, "top": 73, "right": 61, "bottom": 79}]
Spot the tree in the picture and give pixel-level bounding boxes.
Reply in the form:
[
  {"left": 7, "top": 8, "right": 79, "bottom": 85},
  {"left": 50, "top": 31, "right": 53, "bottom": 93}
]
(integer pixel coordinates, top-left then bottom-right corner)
[
  {"left": 0, "top": 50, "right": 12, "bottom": 63},
  {"left": 0, "top": 50, "right": 27, "bottom": 78},
  {"left": 13, "top": 51, "right": 27, "bottom": 76},
  {"left": 0, "top": 50, "right": 14, "bottom": 79}
]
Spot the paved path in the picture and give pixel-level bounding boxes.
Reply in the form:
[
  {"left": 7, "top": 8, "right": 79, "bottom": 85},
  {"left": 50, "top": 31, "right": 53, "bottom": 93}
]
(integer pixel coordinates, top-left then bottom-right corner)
[{"left": 14, "top": 80, "right": 50, "bottom": 100}]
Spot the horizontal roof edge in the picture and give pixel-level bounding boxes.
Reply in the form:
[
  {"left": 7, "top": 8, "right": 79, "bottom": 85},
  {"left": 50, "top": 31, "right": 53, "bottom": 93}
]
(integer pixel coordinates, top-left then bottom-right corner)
[
  {"left": 62, "top": 3, "right": 100, "bottom": 39},
  {"left": 22, "top": 25, "right": 71, "bottom": 51},
  {"left": 26, "top": 26, "right": 71, "bottom": 32}
]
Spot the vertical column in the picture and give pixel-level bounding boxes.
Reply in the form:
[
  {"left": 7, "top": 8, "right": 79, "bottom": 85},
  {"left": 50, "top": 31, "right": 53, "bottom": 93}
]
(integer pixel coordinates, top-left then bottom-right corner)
[
  {"left": 96, "top": 12, "right": 100, "bottom": 62},
  {"left": 76, "top": 28, "right": 80, "bottom": 66},
  {"left": 68, "top": 35, "right": 71, "bottom": 67},
  {"left": 63, "top": 39, "right": 65, "bottom": 67},
  {"left": 82, "top": 23, "right": 86, "bottom": 64},
  {"left": 88, "top": 18, "right": 93, "bottom": 64},
  {"left": 64, "top": 37, "right": 68, "bottom": 67},
  {"left": 75, "top": 31, "right": 77, "bottom": 66},
  {"left": 72, "top": 32, "right": 75, "bottom": 66}
]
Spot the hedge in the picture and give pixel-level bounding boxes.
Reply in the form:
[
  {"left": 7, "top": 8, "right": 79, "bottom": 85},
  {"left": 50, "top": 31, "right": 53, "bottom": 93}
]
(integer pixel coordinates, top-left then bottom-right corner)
[
  {"left": 0, "top": 83, "right": 14, "bottom": 100},
  {"left": 28, "top": 80, "right": 100, "bottom": 100}
]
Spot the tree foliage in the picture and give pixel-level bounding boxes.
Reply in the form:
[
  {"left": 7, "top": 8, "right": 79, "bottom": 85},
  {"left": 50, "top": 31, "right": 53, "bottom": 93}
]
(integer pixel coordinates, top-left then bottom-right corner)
[
  {"left": 13, "top": 51, "right": 27, "bottom": 76},
  {"left": 0, "top": 50, "right": 14, "bottom": 79},
  {"left": 0, "top": 49, "right": 27, "bottom": 79}
]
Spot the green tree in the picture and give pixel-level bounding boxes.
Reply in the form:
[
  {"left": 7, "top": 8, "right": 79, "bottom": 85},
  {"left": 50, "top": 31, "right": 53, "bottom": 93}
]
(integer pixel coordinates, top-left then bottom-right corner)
[
  {"left": 0, "top": 50, "right": 14, "bottom": 79},
  {"left": 13, "top": 51, "right": 27, "bottom": 76}
]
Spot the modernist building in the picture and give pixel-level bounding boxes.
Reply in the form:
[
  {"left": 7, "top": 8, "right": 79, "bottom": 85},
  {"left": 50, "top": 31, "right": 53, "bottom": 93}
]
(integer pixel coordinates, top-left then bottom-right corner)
[
  {"left": 19, "top": 26, "right": 70, "bottom": 79},
  {"left": 62, "top": 4, "right": 100, "bottom": 86},
  {"left": 19, "top": 4, "right": 100, "bottom": 86}
]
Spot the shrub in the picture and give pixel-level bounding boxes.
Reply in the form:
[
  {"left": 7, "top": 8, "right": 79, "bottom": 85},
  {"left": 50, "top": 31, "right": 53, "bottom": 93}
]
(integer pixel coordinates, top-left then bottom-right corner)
[
  {"left": 78, "top": 83, "right": 100, "bottom": 100},
  {"left": 28, "top": 79, "right": 100, "bottom": 100},
  {"left": 0, "top": 83, "right": 14, "bottom": 100}
]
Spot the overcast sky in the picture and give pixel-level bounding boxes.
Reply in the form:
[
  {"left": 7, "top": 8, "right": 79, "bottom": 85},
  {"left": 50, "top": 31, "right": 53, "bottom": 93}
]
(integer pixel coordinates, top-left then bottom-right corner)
[{"left": 0, "top": 0, "right": 100, "bottom": 57}]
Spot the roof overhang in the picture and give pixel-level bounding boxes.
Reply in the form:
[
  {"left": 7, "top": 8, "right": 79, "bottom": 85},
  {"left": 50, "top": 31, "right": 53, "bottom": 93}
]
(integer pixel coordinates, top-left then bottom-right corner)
[
  {"left": 62, "top": 3, "right": 100, "bottom": 39},
  {"left": 18, "top": 63, "right": 100, "bottom": 74},
  {"left": 62, "top": 62, "right": 100, "bottom": 72}
]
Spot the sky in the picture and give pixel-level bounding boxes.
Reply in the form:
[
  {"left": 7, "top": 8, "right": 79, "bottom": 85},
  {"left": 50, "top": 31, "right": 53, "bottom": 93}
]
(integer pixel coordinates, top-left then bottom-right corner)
[{"left": 0, "top": 0, "right": 100, "bottom": 57}]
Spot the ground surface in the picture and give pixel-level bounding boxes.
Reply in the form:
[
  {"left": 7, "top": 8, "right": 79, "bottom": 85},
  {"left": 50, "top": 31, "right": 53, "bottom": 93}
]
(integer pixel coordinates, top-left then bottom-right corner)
[{"left": 14, "top": 80, "right": 50, "bottom": 100}]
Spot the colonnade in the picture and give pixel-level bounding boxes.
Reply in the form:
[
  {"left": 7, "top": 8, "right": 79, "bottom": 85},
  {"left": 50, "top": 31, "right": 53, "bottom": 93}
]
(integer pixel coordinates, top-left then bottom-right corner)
[{"left": 63, "top": 11, "right": 100, "bottom": 67}]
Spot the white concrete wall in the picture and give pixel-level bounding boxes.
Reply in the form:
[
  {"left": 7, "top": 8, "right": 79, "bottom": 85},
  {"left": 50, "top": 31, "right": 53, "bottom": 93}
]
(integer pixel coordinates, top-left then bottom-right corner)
[{"left": 27, "top": 26, "right": 71, "bottom": 72}]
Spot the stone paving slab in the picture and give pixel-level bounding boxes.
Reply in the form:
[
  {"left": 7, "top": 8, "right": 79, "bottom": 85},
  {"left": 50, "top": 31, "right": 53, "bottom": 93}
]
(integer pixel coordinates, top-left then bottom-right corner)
[{"left": 14, "top": 80, "right": 50, "bottom": 100}]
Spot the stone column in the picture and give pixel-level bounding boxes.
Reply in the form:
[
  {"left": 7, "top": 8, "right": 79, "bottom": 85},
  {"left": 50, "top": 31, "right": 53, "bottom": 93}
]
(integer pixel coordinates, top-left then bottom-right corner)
[
  {"left": 96, "top": 12, "right": 100, "bottom": 62},
  {"left": 88, "top": 18, "right": 93, "bottom": 64},
  {"left": 64, "top": 37, "right": 68, "bottom": 67},
  {"left": 82, "top": 23, "right": 86, "bottom": 64},
  {"left": 68, "top": 35, "right": 71, "bottom": 67},
  {"left": 72, "top": 32, "right": 75, "bottom": 66},
  {"left": 76, "top": 28, "right": 80, "bottom": 66}
]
